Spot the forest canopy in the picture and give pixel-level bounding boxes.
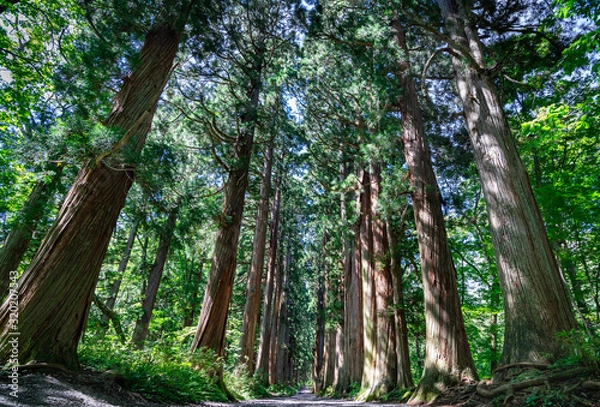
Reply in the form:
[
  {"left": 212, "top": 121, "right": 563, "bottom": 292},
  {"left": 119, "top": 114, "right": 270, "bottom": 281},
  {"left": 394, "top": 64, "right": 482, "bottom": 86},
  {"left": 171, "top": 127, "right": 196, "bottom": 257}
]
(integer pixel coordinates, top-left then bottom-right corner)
[{"left": 0, "top": 0, "right": 599, "bottom": 405}]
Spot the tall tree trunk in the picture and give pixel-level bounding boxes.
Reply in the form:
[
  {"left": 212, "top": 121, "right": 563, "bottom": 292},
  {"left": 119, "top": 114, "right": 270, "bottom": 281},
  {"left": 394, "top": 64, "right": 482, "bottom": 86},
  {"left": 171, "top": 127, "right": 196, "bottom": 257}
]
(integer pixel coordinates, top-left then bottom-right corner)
[
  {"left": 391, "top": 19, "right": 477, "bottom": 403},
  {"left": 191, "top": 54, "right": 263, "bottom": 358},
  {"left": 359, "top": 167, "right": 376, "bottom": 395},
  {"left": 386, "top": 217, "right": 414, "bottom": 389},
  {"left": 313, "top": 233, "right": 327, "bottom": 393},
  {"left": 101, "top": 218, "right": 141, "bottom": 326},
  {"left": 436, "top": 0, "right": 577, "bottom": 366},
  {"left": 275, "top": 247, "right": 290, "bottom": 384},
  {"left": 336, "top": 161, "right": 353, "bottom": 394},
  {"left": 344, "top": 185, "right": 364, "bottom": 387},
  {"left": 361, "top": 164, "right": 397, "bottom": 400},
  {"left": 239, "top": 141, "right": 274, "bottom": 374},
  {"left": 0, "top": 165, "right": 62, "bottom": 299},
  {"left": 132, "top": 206, "right": 178, "bottom": 348},
  {"left": 256, "top": 173, "right": 281, "bottom": 381},
  {"left": 268, "top": 235, "right": 285, "bottom": 385},
  {"left": 0, "top": 21, "right": 185, "bottom": 369}
]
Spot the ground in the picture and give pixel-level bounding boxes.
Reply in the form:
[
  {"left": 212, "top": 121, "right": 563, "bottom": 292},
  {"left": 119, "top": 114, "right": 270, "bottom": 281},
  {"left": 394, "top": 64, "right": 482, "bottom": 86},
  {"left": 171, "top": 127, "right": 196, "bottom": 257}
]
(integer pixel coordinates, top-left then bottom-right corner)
[{"left": 1, "top": 368, "right": 599, "bottom": 406}]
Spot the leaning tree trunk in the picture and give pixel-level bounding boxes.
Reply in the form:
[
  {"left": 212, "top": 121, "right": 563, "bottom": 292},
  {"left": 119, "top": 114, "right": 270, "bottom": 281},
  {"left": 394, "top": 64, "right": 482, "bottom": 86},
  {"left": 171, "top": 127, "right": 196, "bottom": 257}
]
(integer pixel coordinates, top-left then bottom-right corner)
[
  {"left": 256, "top": 174, "right": 281, "bottom": 381},
  {"left": 391, "top": 19, "right": 477, "bottom": 404},
  {"left": 436, "top": 0, "right": 577, "bottom": 366},
  {"left": 238, "top": 141, "right": 274, "bottom": 374},
  {"left": 0, "top": 165, "right": 62, "bottom": 299},
  {"left": 191, "top": 57, "right": 263, "bottom": 359},
  {"left": 132, "top": 206, "right": 178, "bottom": 348},
  {"left": 0, "top": 22, "right": 185, "bottom": 370}
]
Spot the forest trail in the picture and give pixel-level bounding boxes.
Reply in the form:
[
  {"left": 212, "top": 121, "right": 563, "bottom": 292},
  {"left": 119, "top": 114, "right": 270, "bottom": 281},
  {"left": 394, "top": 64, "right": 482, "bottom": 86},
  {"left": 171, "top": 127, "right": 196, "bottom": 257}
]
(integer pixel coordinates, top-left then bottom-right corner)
[{"left": 204, "top": 387, "right": 407, "bottom": 407}]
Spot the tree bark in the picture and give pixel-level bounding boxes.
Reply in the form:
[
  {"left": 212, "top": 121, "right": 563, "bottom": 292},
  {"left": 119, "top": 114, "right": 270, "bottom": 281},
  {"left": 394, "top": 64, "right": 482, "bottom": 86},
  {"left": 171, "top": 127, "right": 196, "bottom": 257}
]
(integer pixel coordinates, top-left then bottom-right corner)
[
  {"left": 344, "top": 184, "right": 364, "bottom": 387},
  {"left": 0, "top": 22, "right": 184, "bottom": 369},
  {"left": 391, "top": 18, "right": 477, "bottom": 403},
  {"left": 191, "top": 52, "right": 263, "bottom": 358},
  {"left": 386, "top": 217, "right": 414, "bottom": 389},
  {"left": 359, "top": 167, "right": 376, "bottom": 395},
  {"left": 361, "top": 164, "right": 397, "bottom": 399},
  {"left": 436, "top": 0, "right": 577, "bottom": 365},
  {"left": 131, "top": 206, "right": 178, "bottom": 348},
  {"left": 0, "top": 165, "right": 62, "bottom": 299},
  {"left": 256, "top": 174, "right": 281, "bottom": 380},
  {"left": 101, "top": 218, "right": 140, "bottom": 326},
  {"left": 238, "top": 141, "right": 274, "bottom": 374},
  {"left": 313, "top": 233, "right": 327, "bottom": 393},
  {"left": 268, "top": 236, "right": 285, "bottom": 385}
]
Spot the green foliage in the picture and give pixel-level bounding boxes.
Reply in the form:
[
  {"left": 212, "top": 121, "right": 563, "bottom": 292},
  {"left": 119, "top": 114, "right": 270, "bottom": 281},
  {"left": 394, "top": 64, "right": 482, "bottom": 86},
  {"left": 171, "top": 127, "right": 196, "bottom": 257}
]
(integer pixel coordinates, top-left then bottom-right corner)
[
  {"left": 554, "top": 329, "right": 600, "bottom": 370},
  {"left": 523, "top": 387, "right": 570, "bottom": 407},
  {"left": 78, "top": 341, "right": 229, "bottom": 403}
]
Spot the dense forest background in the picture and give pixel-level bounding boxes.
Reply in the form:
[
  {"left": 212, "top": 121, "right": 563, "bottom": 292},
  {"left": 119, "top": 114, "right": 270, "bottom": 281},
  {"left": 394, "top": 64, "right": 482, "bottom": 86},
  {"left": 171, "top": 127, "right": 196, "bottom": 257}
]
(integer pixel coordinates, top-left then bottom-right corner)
[{"left": 0, "top": 0, "right": 599, "bottom": 405}]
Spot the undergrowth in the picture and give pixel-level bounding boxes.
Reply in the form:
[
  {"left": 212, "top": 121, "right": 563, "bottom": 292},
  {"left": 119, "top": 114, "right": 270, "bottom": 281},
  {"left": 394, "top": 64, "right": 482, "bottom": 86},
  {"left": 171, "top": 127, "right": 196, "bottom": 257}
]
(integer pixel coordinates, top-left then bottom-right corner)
[{"left": 79, "top": 341, "right": 228, "bottom": 404}]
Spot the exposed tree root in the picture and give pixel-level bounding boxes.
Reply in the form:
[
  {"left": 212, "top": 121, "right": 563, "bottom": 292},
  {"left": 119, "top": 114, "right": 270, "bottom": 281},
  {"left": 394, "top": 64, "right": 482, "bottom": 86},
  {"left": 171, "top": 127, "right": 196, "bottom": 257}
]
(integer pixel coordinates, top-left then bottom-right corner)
[
  {"left": 476, "top": 367, "right": 588, "bottom": 398},
  {"left": 492, "top": 362, "right": 550, "bottom": 374}
]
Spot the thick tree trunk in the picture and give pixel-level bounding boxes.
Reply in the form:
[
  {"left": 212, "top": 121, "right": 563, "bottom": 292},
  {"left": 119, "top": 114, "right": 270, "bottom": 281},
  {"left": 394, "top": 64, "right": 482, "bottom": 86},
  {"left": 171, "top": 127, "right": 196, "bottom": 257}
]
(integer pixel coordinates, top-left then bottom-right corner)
[
  {"left": 239, "top": 141, "right": 274, "bottom": 374},
  {"left": 256, "top": 174, "right": 281, "bottom": 380},
  {"left": 191, "top": 57, "right": 263, "bottom": 358},
  {"left": 132, "top": 206, "right": 178, "bottom": 348},
  {"left": 391, "top": 19, "right": 477, "bottom": 403},
  {"left": 344, "top": 187, "right": 364, "bottom": 387},
  {"left": 386, "top": 218, "right": 414, "bottom": 389},
  {"left": 361, "top": 164, "right": 397, "bottom": 399},
  {"left": 436, "top": 0, "right": 577, "bottom": 365},
  {"left": 0, "top": 165, "right": 62, "bottom": 299},
  {"left": 101, "top": 218, "right": 140, "bottom": 326},
  {"left": 0, "top": 23, "right": 184, "bottom": 370},
  {"left": 359, "top": 167, "right": 377, "bottom": 395}
]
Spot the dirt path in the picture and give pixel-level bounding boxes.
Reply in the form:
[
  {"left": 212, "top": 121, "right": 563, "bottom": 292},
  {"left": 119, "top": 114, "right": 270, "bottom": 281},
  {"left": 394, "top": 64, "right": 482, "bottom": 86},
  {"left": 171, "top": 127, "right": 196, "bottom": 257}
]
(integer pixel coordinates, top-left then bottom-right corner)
[
  {"left": 0, "top": 372, "right": 408, "bottom": 407},
  {"left": 205, "top": 387, "right": 407, "bottom": 407}
]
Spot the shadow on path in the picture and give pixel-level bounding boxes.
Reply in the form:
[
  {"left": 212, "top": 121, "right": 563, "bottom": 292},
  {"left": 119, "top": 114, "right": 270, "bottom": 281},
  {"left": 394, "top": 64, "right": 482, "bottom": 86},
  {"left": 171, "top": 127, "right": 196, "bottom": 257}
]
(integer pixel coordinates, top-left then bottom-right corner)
[{"left": 204, "top": 387, "right": 407, "bottom": 407}]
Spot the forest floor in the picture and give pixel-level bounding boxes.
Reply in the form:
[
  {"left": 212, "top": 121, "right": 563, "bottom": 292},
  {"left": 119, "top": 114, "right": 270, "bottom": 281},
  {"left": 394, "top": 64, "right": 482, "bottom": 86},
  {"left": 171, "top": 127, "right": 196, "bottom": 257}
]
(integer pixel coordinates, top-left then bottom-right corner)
[{"left": 1, "top": 368, "right": 599, "bottom": 406}]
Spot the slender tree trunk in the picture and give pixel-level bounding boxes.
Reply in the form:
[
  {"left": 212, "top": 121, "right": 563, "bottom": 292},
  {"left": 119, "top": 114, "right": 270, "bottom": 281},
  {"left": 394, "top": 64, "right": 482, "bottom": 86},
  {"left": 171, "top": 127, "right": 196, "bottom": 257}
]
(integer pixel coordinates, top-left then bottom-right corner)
[
  {"left": 0, "top": 21, "right": 185, "bottom": 369},
  {"left": 191, "top": 54, "right": 263, "bottom": 358},
  {"left": 436, "top": 0, "right": 577, "bottom": 366},
  {"left": 101, "top": 218, "right": 140, "bottom": 326},
  {"left": 268, "top": 238, "right": 285, "bottom": 385},
  {"left": 313, "top": 233, "right": 327, "bottom": 393},
  {"left": 239, "top": 141, "right": 274, "bottom": 374},
  {"left": 391, "top": 19, "right": 477, "bottom": 403},
  {"left": 256, "top": 174, "right": 281, "bottom": 380},
  {"left": 184, "top": 260, "right": 204, "bottom": 327},
  {"left": 132, "top": 206, "right": 178, "bottom": 348},
  {"left": 275, "top": 248, "right": 290, "bottom": 384},
  {"left": 386, "top": 217, "right": 414, "bottom": 389},
  {"left": 0, "top": 165, "right": 62, "bottom": 299}
]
